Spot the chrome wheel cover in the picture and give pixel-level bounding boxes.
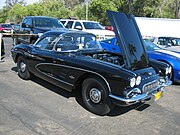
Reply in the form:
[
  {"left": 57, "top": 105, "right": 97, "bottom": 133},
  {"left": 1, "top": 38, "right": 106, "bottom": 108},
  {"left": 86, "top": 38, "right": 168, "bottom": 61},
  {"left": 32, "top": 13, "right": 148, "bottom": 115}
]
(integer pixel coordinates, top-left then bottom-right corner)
[
  {"left": 89, "top": 88, "right": 101, "bottom": 103},
  {"left": 19, "top": 62, "right": 26, "bottom": 73}
]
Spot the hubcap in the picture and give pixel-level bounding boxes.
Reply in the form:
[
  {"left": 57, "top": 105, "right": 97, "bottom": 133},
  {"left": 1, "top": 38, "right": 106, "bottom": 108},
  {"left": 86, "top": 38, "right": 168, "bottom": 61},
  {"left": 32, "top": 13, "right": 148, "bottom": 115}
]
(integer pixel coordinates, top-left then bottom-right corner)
[
  {"left": 89, "top": 88, "right": 101, "bottom": 103},
  {"left": 20, "top": 62, "right": 26, "bottom": 72}
]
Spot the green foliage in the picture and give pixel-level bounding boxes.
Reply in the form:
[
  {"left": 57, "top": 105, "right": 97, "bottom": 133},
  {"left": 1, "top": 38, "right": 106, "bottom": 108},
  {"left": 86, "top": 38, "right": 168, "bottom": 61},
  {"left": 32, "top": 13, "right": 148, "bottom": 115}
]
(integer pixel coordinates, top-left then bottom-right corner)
[
  {"left": 89, "top": 0, "right": 117, "bottom": 25},
  {"left": 26, "top": 3, "right": 45, "bottom": 16},
  {"left": 40, "top": 0, "right": 71, "bottom": 18},
  {"left": 72, "top": 4, "right": 86, "bottom": 19},
  {"left": 158, "top": 0, "right": 176, "bottom": 18},
  {"left": 7, "top": 4, "right": 28, "bottom": 23},
  {"left": 0, "top": 0, "right": 179, "bottom": 24},
  {"left": 0, "top": 8, "right": 8, "bottom": 23}
]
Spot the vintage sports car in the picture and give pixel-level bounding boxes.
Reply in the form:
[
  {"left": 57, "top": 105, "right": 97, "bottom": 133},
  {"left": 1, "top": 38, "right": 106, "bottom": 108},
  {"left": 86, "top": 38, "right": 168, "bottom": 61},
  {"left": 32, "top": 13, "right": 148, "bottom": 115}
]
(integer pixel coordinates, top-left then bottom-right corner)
[
  {"left": 11, "top": 11, "right": 172, "bottom": 115},
  {"left": 100, "top": 38, "right": 180, "bottom": 82}
]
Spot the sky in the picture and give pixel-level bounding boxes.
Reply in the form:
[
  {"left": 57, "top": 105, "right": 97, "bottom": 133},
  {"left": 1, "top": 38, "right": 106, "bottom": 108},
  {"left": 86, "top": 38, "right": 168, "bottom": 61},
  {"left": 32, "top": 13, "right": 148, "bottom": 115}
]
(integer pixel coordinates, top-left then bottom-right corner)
[{"left": 0, "top": 0, "right": 39, "bottom": 9}]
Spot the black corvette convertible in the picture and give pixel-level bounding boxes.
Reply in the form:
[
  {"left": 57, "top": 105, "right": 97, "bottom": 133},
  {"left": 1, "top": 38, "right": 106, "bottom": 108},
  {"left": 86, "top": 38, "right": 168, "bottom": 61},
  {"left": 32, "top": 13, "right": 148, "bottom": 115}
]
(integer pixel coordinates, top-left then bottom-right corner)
[{"left": 11, "top": 11, "right": 172, "bottom": 115}]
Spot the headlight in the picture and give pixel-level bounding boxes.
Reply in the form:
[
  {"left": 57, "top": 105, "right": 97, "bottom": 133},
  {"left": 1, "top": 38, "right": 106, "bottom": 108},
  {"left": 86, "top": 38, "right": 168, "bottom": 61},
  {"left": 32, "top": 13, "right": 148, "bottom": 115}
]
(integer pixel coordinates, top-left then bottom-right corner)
[
  {"left": 136, "top": 76, "right": 141, "bottom": 85},
  {"left": 130, "top": 77, "right": 136, "bottom": 87}
]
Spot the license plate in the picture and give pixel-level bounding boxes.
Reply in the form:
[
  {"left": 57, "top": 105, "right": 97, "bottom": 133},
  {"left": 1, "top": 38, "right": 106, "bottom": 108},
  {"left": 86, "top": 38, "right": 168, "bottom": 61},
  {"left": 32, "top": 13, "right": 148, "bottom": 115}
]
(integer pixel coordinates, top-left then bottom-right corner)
[{"left": 155, "top": 91, "right": 162, "bottom": 101}]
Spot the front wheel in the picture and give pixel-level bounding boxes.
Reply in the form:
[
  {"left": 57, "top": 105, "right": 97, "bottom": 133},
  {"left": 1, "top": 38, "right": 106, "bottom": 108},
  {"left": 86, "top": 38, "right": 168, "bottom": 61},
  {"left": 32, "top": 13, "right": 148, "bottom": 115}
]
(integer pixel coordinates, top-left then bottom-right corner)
[
  {"left": 17, "top": 56, "right": 31, "bottom": 80},
  {"left": 81, "top": 76, "right": 113, "bottom": 115}
]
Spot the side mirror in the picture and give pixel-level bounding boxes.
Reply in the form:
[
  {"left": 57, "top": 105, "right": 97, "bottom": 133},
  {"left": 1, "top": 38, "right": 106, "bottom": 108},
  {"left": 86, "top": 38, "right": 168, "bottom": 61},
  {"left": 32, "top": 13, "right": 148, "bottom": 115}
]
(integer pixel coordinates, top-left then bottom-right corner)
[
  {"left": 22, "top": 23, "right": 26, "bottom": 28},
  {"left": 75, "top": 26, "right": 82, "bottom": 30},
  {"left": 22, "top": 23, "right": 33, "bottom": 28}
]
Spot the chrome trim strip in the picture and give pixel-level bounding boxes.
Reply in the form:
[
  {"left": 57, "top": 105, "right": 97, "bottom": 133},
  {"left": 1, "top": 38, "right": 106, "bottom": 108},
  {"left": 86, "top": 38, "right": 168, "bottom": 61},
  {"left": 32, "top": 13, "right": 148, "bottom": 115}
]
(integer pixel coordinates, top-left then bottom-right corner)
[
  {"left": 35, "top": 63, "right": 112, "bottom": 92},
  {"left": 142, "top": 80, "right": 158, "bottom": 92},
  {"left": 35, "top": 66, "right": 74, "bottom": 87},
  {"left": 109, "top": 93, "right": 148, "bottom": 103},
  {"left": 109, "top": 85, "right": 165, "bottom": 105},
  {"left": 163, "top": 79, "right": 172, "bottom": 87}
]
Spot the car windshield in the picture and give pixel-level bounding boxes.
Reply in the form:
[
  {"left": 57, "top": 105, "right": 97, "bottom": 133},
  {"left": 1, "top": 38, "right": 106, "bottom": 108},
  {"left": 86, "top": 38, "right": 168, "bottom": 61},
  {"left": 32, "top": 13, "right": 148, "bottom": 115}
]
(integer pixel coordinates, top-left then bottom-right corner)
[
  {"left": 83, "top": 22, "right": 104, "bottom": 30},
  {"left": 1, "top": 24, "right": 11, "bottom": 28},
  {"left": 172, "top": 38, "right": 180, "bottom": 46},
  {"left": 144, "top": 39, "right": 161, "bottom": 51},
  {"left": 55, "top": 33, "right": 102, "bottom": 52},
  {"left": 35, "top": 18, "right": 64, "bottom": 28}
]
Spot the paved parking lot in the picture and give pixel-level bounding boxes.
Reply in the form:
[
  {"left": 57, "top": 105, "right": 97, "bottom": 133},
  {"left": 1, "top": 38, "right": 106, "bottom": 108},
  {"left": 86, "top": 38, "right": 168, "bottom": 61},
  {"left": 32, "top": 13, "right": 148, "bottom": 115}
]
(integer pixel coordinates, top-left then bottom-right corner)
[{"left": 0, "top": 37, "right": 180, "bottom": 135}]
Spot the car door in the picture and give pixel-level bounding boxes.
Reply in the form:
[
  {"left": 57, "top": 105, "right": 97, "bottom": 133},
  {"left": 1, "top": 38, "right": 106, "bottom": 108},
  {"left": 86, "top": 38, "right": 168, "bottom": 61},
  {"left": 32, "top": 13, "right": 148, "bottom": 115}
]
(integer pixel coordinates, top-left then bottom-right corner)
[{"left": 28, "top": 35, "right": 58, "bottom": 83}]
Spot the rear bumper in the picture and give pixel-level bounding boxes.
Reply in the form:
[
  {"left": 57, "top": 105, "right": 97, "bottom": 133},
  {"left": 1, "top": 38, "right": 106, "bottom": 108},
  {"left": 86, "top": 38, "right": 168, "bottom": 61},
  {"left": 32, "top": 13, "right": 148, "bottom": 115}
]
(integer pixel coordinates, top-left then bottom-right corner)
[{"left": 109, "top": 79, "right": 172, "bottom": 106}]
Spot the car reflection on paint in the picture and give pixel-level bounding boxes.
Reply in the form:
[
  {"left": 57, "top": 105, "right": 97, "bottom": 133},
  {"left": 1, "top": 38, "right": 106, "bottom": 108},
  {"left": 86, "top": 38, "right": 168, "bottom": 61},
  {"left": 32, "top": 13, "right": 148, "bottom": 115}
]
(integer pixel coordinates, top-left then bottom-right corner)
[{"left": 100, "top": 38, "right": 180, "bottom": 82}]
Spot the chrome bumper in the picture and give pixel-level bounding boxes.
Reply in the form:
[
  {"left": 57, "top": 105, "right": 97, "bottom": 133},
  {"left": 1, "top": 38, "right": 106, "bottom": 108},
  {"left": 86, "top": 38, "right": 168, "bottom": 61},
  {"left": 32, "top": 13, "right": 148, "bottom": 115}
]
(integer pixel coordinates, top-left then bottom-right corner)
[{"left": 109, "top": 79, "right": 172, "bottom": 106}]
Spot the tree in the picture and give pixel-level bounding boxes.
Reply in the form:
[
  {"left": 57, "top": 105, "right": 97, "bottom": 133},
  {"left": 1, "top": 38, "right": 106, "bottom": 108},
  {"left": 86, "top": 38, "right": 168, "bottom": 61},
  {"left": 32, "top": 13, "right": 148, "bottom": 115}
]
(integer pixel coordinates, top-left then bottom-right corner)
[
  {"left": 72, "top": 4, "right": 86, "bottom": 19},
  {"left": 64, "top": 0, "right": 82, "bottom": 8},
  {"left": 175, "top": 0, "right": 180, "bottom": 18},
  {"left": 89, "top": 0, "right": 117, "bottom": 25},
  {"left": 41, "top": 0, "right": 71, "bottom": 18},
  {"left": 7, "top": 4, "right": 28, "bottom": 22}
]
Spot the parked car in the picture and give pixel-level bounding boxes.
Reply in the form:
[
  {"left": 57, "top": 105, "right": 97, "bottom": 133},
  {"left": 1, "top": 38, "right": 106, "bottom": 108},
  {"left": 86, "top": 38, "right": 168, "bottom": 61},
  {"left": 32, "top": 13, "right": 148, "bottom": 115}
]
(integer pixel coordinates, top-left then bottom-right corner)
[
  {"left": 105, "top": 26, "right": 114, "bottom": 31},
  {"left": 11, "top": 11, "right": 171, "bottom": 115},
  {"left": 0, "top": 23, "right": 12, "bottom": 33},
  {"left": 13, "top": 16, "right": 66, "bottom": 44},
  {"left": 152, "top": 36, "right": 180, "bottom": 47},
  {"left": 60, "top": 19, "right": 115, "bottom": 41},
  {"left": 100, "top": 37, "right": 180, "bottom": 82}
]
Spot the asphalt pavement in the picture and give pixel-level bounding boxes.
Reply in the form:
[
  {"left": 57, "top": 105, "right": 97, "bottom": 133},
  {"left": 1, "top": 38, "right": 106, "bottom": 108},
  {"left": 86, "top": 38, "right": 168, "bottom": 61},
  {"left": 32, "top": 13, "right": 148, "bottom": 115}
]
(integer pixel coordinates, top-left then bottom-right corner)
[{"left": 0, "top": 37, "right": 180, "bottom": 135}]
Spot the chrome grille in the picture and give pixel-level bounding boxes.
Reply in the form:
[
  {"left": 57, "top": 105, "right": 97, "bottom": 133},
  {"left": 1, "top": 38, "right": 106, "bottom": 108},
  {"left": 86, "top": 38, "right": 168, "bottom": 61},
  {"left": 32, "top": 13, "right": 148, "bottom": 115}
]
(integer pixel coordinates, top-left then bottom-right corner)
[{"left": 143, "top": 81, "right": 159, "bottom": 93}]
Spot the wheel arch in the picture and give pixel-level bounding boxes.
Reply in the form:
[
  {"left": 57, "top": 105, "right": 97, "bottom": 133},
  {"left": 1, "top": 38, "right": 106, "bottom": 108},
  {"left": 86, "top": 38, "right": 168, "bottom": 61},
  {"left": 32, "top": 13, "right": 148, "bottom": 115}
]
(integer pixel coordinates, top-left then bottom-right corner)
[
  {"left": 14, "top": 53, "right": 23, "bottom": 63},
  {"left": 73, "top": 72, "right": 111, "bottom": 93},
  {"left": 157, "top": 59, "right": 174, "bottom": 79}
]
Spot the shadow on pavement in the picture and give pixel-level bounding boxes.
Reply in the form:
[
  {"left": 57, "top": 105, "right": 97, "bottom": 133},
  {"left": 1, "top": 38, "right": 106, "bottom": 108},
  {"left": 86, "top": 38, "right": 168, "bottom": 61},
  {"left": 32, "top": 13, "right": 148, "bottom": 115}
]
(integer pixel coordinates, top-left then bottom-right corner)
[
  {"left": 108, "top": 103, "right": 150, "bottom": 116},
  {"left": 11, "top": 65, "right": 151, "bottom": 116}
]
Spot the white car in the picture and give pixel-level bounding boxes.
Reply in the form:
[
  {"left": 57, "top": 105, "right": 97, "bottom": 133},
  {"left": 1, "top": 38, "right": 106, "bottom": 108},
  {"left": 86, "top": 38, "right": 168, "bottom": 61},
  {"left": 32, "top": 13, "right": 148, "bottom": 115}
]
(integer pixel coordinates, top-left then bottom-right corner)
[{"left": 60, "top": 19, "right": 115, "bottom": 41}]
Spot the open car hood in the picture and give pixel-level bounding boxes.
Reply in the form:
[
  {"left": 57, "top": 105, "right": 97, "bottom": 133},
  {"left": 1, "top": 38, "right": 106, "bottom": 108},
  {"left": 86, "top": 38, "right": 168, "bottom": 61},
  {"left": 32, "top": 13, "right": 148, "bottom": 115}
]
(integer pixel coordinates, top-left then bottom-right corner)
[{"left": 107, "top": 10, "right": 149, "bottom": 71}]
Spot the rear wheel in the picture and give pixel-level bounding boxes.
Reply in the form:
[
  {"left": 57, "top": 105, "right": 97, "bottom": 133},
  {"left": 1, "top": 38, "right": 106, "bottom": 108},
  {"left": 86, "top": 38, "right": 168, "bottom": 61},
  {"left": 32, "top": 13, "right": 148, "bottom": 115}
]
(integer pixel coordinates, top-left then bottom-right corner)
[
  {"left": 17, "top": 56, "right": 31, "bottom": 80},
  {"left": 81, "top": 76, "right": 113, "bottom": 115}
]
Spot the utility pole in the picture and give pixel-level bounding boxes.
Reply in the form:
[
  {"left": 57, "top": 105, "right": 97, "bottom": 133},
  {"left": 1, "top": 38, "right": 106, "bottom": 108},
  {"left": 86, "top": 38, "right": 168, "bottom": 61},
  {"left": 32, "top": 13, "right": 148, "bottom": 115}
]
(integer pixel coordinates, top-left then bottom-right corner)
[
  {"left": 175, "top": 0, "right": 180, "bottom": 19},
  {"left": 85, "top": 0, "right": 89, "bottom": 20},
  {"left": 127, "top": 0, "right": 131, "bottom": 13}
]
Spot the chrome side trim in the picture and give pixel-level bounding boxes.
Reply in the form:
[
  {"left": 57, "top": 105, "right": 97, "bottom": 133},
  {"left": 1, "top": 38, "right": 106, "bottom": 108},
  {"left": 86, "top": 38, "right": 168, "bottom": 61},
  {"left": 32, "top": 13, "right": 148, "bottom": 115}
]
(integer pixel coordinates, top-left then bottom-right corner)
[
  {"left": 35, "top": 66, "right": 74, "bottom": 87},
  {"left": 35, "top": 63, "right": 112, "bottom": 92},
  {"left": 109, "top": 92, "right": 148, "bottom": 103}
]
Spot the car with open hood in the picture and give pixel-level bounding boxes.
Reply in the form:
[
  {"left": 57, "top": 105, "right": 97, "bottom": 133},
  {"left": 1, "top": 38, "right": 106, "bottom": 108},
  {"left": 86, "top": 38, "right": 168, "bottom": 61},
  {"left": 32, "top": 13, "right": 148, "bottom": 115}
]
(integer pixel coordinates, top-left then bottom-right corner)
[{"left": 11, "top": 11, "right": 171, "bottom": 115}]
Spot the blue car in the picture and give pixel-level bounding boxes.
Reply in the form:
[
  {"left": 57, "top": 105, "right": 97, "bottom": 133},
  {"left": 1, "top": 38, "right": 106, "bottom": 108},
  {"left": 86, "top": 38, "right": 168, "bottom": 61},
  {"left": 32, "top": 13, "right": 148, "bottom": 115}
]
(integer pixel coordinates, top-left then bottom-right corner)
[{"left": 100, "top": 38, "right": 180, "bottom": 82}]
